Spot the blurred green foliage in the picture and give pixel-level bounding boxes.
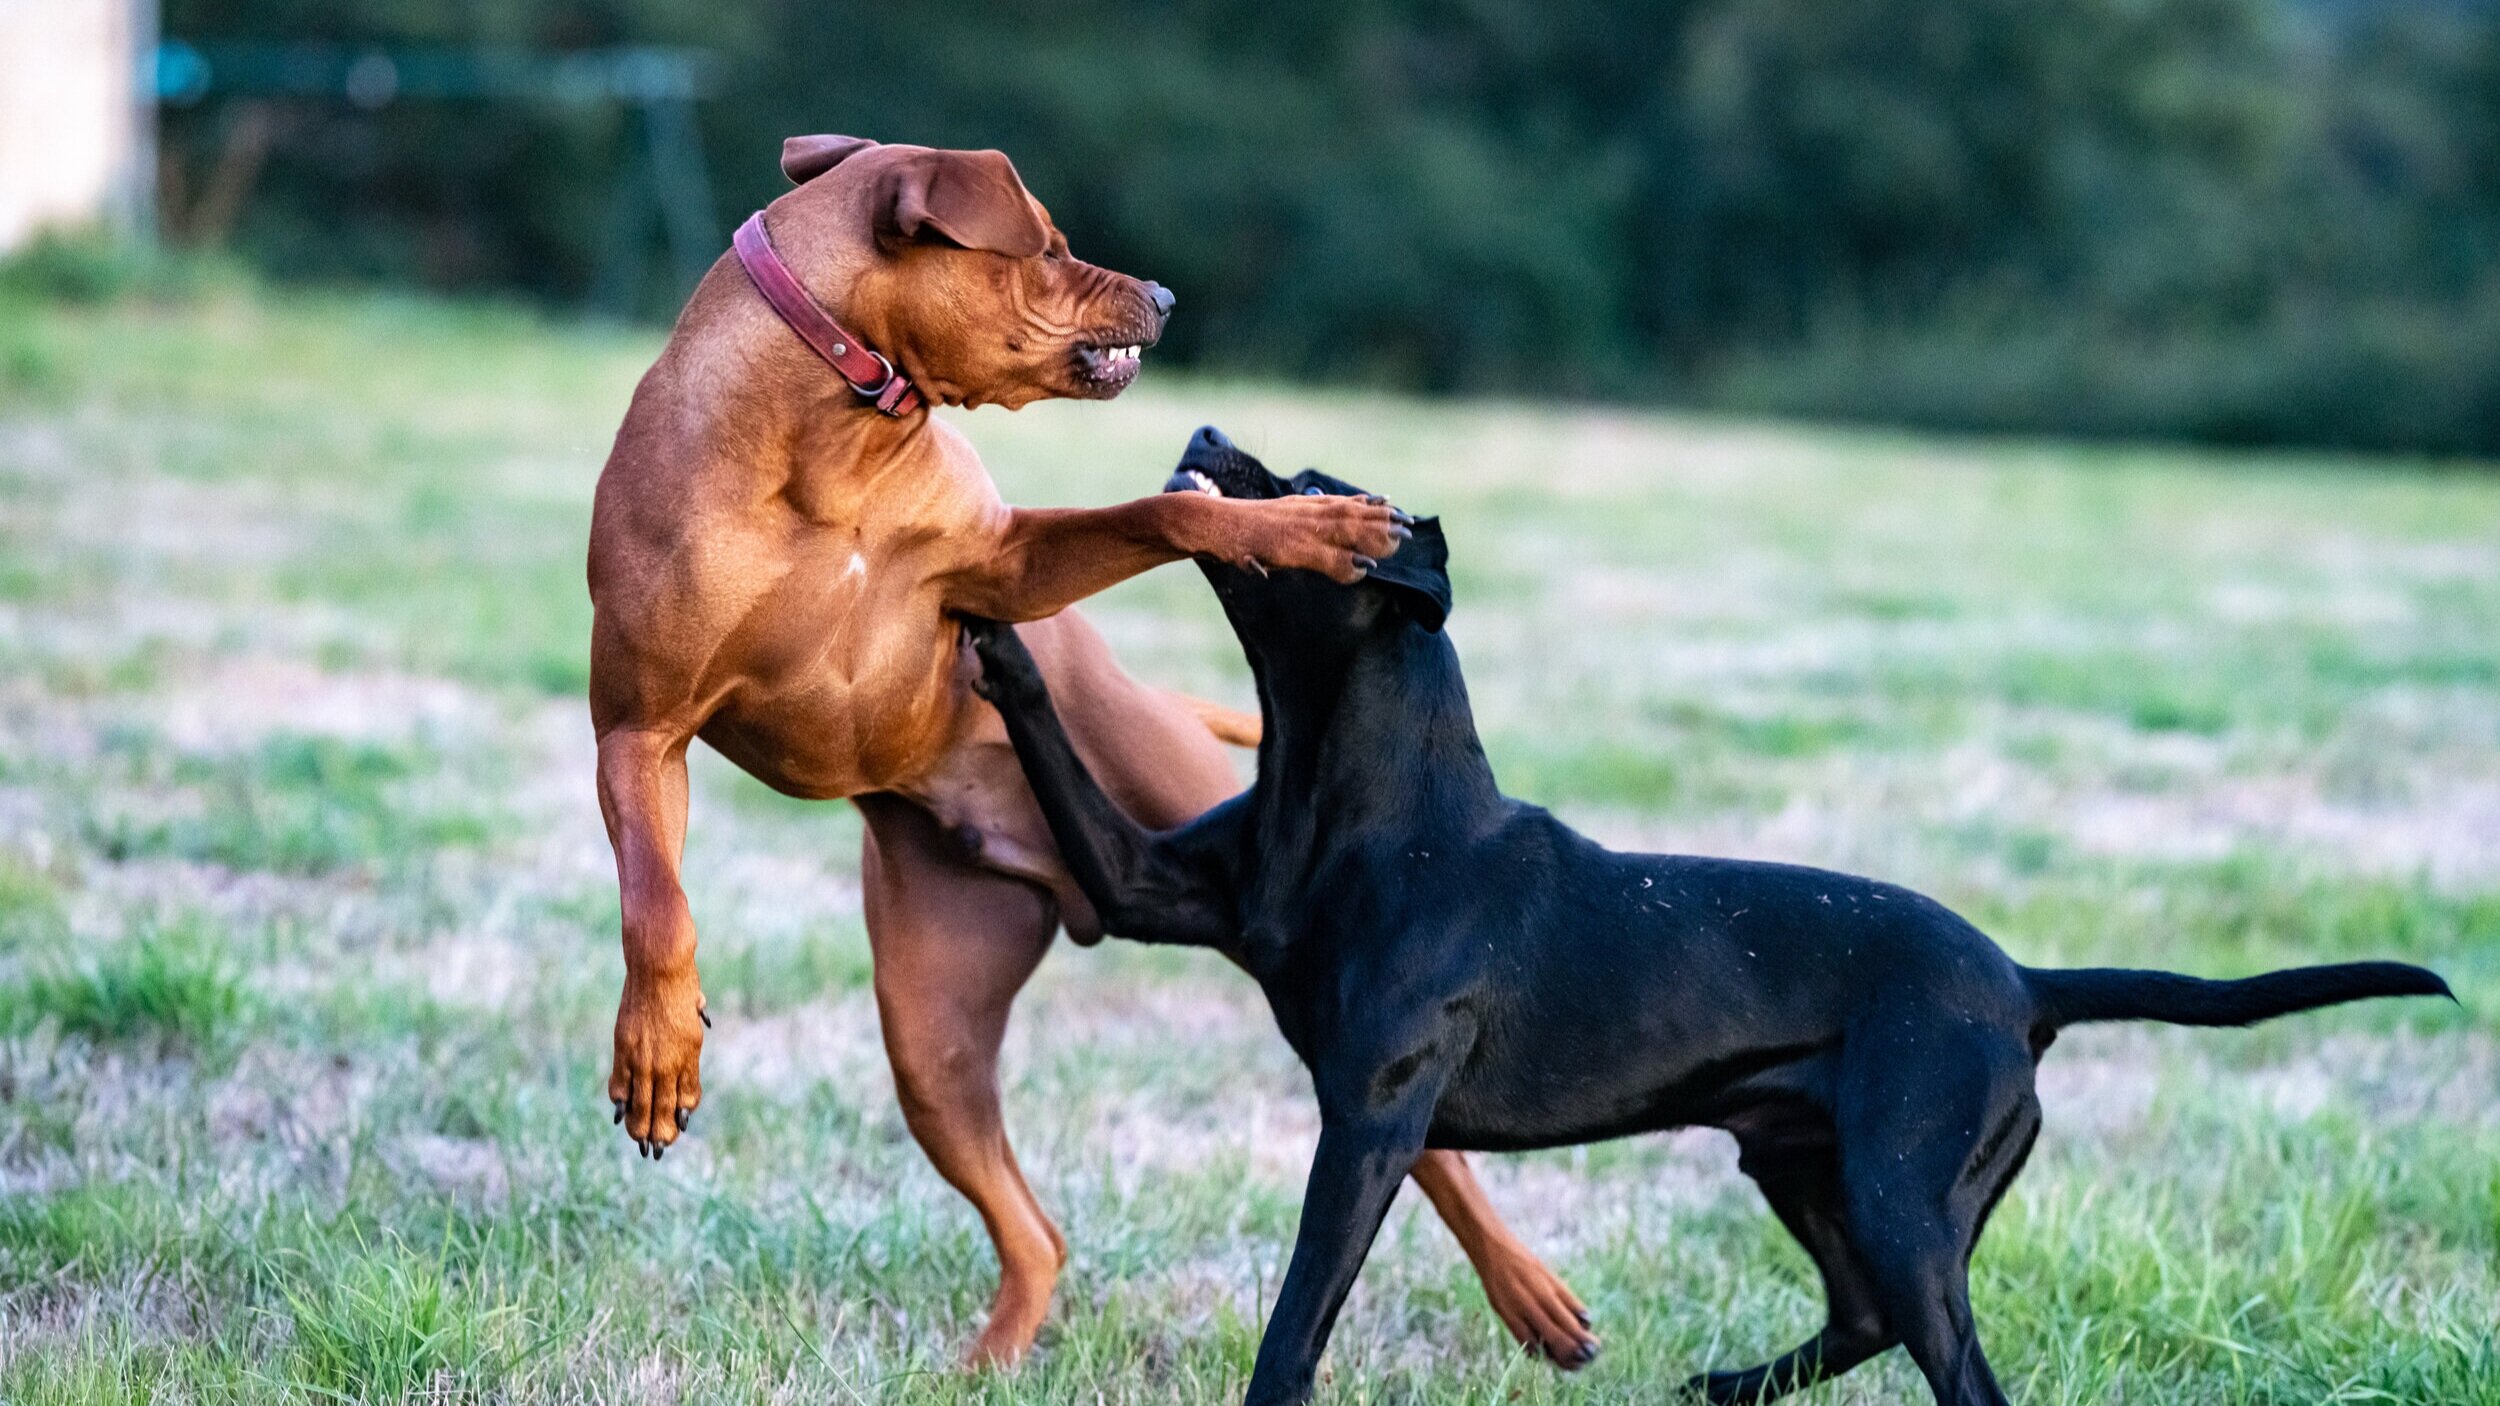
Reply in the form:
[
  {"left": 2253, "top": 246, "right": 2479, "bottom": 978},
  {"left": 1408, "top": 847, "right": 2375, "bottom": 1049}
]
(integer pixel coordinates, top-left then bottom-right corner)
[{"left": 158, "top": 0, "right": 2500, "bottom": 454}]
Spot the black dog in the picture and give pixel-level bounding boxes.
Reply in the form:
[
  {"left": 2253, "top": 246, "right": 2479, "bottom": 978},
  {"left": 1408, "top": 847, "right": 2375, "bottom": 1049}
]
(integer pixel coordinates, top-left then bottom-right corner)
[{"left": 961, "top": 426, "right": 2454, "bottom": 1406}]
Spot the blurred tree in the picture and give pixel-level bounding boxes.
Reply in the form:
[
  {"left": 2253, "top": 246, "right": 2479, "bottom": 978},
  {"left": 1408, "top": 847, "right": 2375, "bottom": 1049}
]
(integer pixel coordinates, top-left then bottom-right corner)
[{"left": 156, "top": 0, "right": 2500, "bottom": 455}]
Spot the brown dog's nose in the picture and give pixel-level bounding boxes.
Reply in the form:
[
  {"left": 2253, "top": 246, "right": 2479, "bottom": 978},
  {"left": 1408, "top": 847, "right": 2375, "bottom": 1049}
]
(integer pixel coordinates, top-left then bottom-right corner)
[{"left": 1144, "top": 282, "right": 1176, "bottom": 321}]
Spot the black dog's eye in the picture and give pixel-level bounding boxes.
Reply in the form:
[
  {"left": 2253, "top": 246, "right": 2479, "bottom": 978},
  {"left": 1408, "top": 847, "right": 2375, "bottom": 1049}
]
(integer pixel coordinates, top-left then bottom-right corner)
[{"left": 1303, "top": 486, "right": 1324, "bottom": 496}]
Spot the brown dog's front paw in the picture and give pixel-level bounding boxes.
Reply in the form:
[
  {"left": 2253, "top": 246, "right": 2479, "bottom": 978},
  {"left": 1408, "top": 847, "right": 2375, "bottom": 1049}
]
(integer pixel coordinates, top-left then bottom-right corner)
[
  {"left": 1247, "top": 493, "right": 1408, "bottom": 584},
  {"left": 609, "top": 969, "right": 706, "bottom": 1159}
]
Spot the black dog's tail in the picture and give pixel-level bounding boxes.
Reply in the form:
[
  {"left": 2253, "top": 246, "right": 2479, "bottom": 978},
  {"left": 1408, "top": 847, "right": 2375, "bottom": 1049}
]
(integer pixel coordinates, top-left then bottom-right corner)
[{"left": 2026, "top": 961, "right": 2453, "bottom": 1030}]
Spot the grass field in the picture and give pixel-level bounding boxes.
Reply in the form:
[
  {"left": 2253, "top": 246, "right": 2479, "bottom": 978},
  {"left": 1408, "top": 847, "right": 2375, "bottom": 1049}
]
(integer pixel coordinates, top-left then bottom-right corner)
[{"left": 0, "top": 278, "right": 2495, "bottom": 1404}]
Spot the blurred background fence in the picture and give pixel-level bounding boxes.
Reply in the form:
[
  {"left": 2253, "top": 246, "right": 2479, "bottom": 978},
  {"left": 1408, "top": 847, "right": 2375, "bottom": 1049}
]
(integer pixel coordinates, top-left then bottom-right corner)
[{"left": 10, "top": 0, "right": 2500, "bottom": 455}]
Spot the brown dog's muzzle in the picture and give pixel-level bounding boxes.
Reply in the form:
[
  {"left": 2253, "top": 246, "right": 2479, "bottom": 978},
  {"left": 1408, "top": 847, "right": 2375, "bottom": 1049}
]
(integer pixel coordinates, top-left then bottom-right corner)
[{"left": 1066, "top": 274, "right": 1174, "bottom": 397}]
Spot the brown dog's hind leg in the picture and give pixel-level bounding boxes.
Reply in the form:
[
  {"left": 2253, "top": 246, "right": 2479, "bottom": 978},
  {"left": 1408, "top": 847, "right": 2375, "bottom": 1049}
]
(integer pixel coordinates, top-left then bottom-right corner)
[
  {"left": 858, "top": 793, "right": 1065, "bottom": 1369},
  {"left": 1411, "top": 1152, "right": 1600, "bottom": 1367}
]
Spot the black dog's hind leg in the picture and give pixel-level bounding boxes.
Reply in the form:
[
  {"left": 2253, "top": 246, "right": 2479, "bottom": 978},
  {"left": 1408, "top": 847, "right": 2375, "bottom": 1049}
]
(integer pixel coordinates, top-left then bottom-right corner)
[
  {"left": 1835, "top": 1023, "right": 2040, "bottom": 1406},
  {"left": 1690, "top": 1135, "right": 1894, "bottom": 1404},
  {"left": 963, "top": 616, "right": 1239, "bottom": 946}
]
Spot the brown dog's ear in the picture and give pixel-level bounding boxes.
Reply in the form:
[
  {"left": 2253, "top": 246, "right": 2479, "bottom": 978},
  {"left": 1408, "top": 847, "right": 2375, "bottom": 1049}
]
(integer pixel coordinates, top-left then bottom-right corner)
[
  {"left": 781, "top": 135, "right": 876, "bottom": 184},
  {"left": 875, "top": 148, "right": 1049, "bottom": 258}
]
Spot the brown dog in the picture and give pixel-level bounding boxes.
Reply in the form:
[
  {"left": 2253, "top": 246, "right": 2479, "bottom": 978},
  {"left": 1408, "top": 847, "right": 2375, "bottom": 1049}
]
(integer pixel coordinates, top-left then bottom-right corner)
[{"left": 585, "top": 136, "right": 1600, "bottom": 1368}]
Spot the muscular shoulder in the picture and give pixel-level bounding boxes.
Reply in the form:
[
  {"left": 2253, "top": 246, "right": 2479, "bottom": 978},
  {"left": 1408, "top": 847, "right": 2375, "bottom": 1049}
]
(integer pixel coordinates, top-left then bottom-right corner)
[{"left": 853, "top": 417, "right": 1013, "bottom": 556}]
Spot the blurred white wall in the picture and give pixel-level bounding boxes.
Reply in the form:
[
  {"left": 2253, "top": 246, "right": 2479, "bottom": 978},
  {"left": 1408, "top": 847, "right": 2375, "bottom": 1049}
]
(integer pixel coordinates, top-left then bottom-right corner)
[{"left": 0, "top": 0, "right": 153, "bottom": 251}]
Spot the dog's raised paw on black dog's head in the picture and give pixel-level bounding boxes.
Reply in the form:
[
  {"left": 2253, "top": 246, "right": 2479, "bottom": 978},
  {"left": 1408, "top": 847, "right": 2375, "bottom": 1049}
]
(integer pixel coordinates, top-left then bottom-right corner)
[{"left": 1164, "top": 426, "right": 1452, "bottom": 634}]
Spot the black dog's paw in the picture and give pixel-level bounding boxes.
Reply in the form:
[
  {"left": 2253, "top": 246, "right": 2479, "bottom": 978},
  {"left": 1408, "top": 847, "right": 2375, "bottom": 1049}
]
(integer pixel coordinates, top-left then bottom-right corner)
[
  {"left": 1681, "top": 1368, "right": 1772, "bottom": 1404},
  {"left": 960, "top": 616, "right": 1045, "bottom": 706}
]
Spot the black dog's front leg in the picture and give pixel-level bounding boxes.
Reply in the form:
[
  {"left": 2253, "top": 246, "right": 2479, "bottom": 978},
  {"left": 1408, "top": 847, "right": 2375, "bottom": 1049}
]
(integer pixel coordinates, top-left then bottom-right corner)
[
  {"left": 1246, "top": 1069, "right": 1451, "bottom": 1406},
  {"left": 962, "top": 615, "right": 1238, "bottom": 946}
]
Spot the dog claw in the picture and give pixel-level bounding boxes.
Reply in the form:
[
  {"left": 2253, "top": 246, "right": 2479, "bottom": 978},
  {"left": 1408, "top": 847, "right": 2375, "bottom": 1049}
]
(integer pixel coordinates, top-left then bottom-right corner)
[
  {"left": 675, "top": 1107, "right": 692, "bottom": 1131},
  {"left": 1391, "top": 524, "right": 1412, "bottom": 541},
  {"left": 652, "top": 1143, "right": 665, "bottom": 1161},
  {"left": 1391, "top": 508, "right": 1414, "bottom": 525},
  {"left": 1575, "top": 1309, "right": 1592, "bottom": 1328},
  {"left": 1352, "top": 555, "right": 1377, "bottom": 575},
  {"left": 612, "top": 1100, "right": 625, "bottom": 1124},
  {"left": 699, "top": 1007, "right": 712, "bottom": 1029}
]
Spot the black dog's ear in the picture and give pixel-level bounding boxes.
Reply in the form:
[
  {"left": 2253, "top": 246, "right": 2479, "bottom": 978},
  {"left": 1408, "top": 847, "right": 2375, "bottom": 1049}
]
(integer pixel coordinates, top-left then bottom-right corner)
[
  {"left": 1366, "top": 516, "right": 1452, "bottom": 632},
  {"left": 1281, "top": 470, "right": 1452, "bottom": 631}
]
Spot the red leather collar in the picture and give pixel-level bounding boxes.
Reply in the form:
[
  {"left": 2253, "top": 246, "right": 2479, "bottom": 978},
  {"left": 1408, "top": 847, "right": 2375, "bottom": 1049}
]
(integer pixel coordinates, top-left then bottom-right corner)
[{"left": 732, "top": 211, "right": 924, "bottom": 417}]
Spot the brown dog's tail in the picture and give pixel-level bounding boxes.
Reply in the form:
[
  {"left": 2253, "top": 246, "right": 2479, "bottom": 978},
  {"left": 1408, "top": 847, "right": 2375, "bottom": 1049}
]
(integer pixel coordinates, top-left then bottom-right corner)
[
  {"left": 2026, "top": 961, "right": 2452, "bottom": 1030},
  {"left": 1175, "top": 692, "right": 1261, "bottom": 748}
]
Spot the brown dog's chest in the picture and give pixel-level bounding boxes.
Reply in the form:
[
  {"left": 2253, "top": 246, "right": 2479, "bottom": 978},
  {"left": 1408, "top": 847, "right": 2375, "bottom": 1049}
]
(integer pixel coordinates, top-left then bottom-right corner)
[{"left": 692, "top": 540, "right": 980, "bottom": 800}]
